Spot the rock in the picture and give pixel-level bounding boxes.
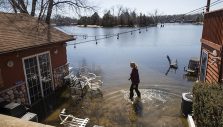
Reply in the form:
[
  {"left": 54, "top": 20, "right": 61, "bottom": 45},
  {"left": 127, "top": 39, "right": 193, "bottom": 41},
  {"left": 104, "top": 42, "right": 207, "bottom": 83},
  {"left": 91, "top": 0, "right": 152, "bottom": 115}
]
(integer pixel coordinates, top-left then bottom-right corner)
[
  {"left": 21, "top": 98, "right": 26, "bottom": 103},
  {"left": 14, "top": 90, "right": 19, "bottom": 95},
  {"left": 16, "top": 99, "right": 21, "bottom": 103},
  {"left": 19, "top": 91, "right": 23, "bottom": 95},
  {"left": 4, "top": 95, "right": 9, "bottom": 99},
  {"left": 21, "top": 87, "right": 26, "bottom": 93},
  {"left": 21, "top": 85, "right": 26, "bottom": 90},
  {"left": 0, "top": 93, "right": 6, "bottom": 98},
  {"left": 20, "top": 94, "right": 25, "bottom": 98},
  {"left": 7, "top": 90, "right": 13, "bottom": 95},
  {"left": 10, "top": 94, "right": 14, "bottom": 100},
  {"left": 0, "top": 97, "right": 4, "bottom": 102},
  {"left": 13, "top": 88, "right": 17, "bottom": 91}
]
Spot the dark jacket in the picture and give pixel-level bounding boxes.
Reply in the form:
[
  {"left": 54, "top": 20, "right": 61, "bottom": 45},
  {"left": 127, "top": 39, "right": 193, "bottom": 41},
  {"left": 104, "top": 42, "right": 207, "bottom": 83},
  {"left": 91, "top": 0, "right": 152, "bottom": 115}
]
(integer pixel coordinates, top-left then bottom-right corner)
[{"left": 130, "top": 68, "right": 140, "bottom": 84}]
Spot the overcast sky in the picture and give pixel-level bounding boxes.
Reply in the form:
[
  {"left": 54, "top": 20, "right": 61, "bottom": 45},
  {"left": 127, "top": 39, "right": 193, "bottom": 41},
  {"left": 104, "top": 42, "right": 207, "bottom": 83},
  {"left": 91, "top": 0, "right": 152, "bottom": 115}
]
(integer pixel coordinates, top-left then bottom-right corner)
[{"left": 83, "top": 0, "right": 223, "bottom": 16}]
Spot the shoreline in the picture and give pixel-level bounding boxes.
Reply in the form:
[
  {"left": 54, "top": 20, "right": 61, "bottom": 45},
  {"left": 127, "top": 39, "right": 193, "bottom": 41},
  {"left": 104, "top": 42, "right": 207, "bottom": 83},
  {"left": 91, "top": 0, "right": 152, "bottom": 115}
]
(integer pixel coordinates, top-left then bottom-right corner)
[
  {"left": 53, "top": 24, "right": 158, "bottom": 28},
  {"left": 53, "top": 23, "right": 202, "bottom": 28}
]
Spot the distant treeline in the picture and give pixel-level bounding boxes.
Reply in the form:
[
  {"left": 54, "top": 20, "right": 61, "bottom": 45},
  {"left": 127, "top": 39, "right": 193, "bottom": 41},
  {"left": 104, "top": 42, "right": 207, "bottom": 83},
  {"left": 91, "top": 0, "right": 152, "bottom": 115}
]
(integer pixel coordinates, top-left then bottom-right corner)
[
  {"left": 77, "top": 11, "right": 155, "bottom": 27},
  {"left": 52, "top": 9, "right": 203, "bottom": 26},
  {"left": 51, "top": 15, "right": 78, "bottom": 26},
  {"left": 159, "top": 14, "right": 204, "bottom": 23}
]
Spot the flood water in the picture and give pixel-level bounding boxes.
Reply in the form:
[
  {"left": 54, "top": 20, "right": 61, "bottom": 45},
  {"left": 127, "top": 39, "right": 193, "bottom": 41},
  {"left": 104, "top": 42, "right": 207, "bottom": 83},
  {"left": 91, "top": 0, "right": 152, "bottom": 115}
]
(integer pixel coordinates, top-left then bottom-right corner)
[
  {"left": 46, "top": 24, "right": 202, "bottom": 127},
  {"left": 60, "top": 24, "right": 202, "bottom": 88}
]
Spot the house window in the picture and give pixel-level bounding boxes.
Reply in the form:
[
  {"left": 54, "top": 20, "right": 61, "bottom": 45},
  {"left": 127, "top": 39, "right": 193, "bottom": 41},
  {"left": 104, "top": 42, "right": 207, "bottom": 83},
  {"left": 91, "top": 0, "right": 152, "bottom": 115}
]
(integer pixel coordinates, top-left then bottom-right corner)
[{"left": 0, "top": 68, "right": 3, "bottom": 87}]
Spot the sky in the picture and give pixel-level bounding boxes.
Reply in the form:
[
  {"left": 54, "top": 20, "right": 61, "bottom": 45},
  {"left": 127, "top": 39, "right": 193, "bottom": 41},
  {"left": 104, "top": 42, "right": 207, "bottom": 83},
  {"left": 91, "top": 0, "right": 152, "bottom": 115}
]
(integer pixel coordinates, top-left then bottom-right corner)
[
  {"left": 81, "top": 0, "right": 223, "bottom": 16},
  {"left": 1, "top": 0, "right": 222, "bottom": 18}
]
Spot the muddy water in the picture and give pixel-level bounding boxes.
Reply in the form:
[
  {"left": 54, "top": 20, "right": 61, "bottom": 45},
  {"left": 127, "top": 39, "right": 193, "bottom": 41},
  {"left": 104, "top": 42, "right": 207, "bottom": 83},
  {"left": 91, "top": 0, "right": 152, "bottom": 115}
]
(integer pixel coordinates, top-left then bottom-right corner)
[
  {"left": 45, "top": 24, "right": 202, "bottom": 126},
  {"left": 44, "top": 87, "right": 187, "bottom": 127}
]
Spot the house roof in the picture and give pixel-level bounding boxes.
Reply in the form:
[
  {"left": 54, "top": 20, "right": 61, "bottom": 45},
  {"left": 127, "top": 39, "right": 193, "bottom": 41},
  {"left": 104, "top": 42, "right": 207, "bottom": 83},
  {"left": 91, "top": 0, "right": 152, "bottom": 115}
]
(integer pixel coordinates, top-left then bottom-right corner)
[{"left": 0, "top": 12, "right": 74, "bottom": 54}]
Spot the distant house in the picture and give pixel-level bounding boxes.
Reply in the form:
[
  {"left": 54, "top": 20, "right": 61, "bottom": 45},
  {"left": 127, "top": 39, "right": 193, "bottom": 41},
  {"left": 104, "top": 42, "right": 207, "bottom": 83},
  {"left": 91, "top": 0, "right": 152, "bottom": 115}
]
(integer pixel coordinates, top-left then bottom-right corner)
[
  {"left": 199, "top": 9, "right": 223, "bottom": 83},
  {"left": 0, "top": 12, "right": 74, "bottom": 105}
]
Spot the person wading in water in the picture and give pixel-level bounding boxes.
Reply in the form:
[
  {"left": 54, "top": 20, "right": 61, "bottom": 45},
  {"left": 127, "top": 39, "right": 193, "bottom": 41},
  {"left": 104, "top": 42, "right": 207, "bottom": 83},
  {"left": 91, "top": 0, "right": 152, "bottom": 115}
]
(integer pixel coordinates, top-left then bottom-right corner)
[{"left": 129, "top": 62, "right": 141, "bottom": 101}]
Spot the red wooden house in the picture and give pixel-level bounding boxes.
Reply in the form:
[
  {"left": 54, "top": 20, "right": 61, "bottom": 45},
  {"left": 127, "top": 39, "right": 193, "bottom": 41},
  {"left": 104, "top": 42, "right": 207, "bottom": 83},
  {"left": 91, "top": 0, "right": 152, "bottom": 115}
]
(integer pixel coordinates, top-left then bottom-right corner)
[
  {"left": 0, "top": 12, "right": 74, "bottom": 105},
  {"left": 199, "top": 5, "right": 223, "bottom": 83}
]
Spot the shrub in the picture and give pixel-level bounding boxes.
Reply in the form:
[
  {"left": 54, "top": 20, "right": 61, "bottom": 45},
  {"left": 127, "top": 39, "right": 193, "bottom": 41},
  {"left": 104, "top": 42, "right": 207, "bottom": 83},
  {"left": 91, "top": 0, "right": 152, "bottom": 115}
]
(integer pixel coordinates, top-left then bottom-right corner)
[{"left": 193, "top": 82, "right": 223, "bottom": 127}]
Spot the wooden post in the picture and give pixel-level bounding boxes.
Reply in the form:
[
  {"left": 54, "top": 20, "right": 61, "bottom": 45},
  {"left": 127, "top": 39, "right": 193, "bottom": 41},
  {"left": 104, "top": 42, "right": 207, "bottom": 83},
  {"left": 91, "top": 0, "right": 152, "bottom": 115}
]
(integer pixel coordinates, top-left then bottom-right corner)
[{"left": 206, "top": 0, "right": 211, "bottom": 12}]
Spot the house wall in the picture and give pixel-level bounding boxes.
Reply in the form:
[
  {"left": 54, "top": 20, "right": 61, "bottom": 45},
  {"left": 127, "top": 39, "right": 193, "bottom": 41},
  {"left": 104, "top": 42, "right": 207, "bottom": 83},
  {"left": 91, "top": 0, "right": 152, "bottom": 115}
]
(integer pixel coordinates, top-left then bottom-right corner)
[
  {"left": 0, "top": 42, "right": 69, "bottom": 104},
  {"left": 200, "top": 9, "right": 223, "bottom": 83},
  {"left": 202, "top": 9, "right": 223, "bottom": 46}
]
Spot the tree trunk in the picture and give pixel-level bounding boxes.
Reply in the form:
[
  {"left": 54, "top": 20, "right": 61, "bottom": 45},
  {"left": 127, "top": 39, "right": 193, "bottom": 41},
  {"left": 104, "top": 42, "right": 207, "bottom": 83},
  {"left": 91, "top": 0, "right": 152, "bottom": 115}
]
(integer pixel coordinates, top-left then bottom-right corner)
[
  {"left": 31, "top": 0, "right": 37, "bottom": 16},
  {"left": 10, "top": 0, "right": 28, "bottom": 13},
  {"left": 45, "top": 0, "right": 54, "bottom": 24},
  {"left": 38, "top": 0, "right": 44, "bottom": 20},
  {"left": 9, "top": 0, "right": 17, "bottom": 13},
  {"left": 18, "top": 0, "right": 28, "bottom": 13}
]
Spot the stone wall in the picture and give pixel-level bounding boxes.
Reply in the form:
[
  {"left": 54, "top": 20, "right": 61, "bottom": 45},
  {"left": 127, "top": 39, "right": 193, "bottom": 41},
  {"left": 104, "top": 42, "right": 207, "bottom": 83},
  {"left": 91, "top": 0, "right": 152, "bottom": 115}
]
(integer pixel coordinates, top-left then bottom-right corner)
[
  {"left": 0, "top": 82, "right": 28, "bottom": 104},
  {"left": 53, "top": 63, "right": 69, "bottom": 89},
  {"left": 0, "top": 63, "right": 70, "bottom": 104}
]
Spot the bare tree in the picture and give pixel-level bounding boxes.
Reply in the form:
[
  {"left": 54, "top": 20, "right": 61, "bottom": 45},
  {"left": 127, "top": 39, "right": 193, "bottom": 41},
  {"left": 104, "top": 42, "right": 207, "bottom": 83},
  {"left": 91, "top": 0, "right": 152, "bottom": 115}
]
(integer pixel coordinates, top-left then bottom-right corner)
[
  {"left": 148, "top": 9, "right": 163, "bottom": 24},
  {"left": 117, "top": 5, "right": 123, "bottom": 17},
  {"left": 31, "top": 0, "right": 37, "bottom": 16},
  {"left": 3, "top": 0, "right": 96, "bottom": 24}
]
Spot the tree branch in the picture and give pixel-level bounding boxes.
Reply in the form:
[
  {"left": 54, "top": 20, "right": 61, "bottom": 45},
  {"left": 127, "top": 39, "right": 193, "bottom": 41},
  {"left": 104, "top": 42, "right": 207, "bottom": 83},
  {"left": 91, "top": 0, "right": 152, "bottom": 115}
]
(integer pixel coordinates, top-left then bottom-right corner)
[
  {"left": 53, "top": 0, "right": 95, "bottom": 11},
  {"left": 9, "top": 0, "right": 28, "bottom": 13}
]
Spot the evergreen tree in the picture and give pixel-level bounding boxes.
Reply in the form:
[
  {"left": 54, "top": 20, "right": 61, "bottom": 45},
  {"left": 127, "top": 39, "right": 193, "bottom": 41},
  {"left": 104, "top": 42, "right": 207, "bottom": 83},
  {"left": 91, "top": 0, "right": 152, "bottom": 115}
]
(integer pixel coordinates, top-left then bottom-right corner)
[{"left": 90, "top": 12, "right": 100, "bottom": 25}]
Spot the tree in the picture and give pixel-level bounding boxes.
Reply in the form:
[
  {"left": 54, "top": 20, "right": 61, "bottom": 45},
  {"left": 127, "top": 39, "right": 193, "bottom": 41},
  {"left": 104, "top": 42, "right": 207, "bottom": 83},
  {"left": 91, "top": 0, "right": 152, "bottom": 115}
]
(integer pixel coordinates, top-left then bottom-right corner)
[
  {"left": 90, "top": 12, "right": 100, "bottom": 25},
  {"left": 76, "top": 6, "right": 156, "bottom": 27},
  {"left": 2, "top": 0, "right": 95, "bottom": 24},
  {"left": 129, "top": 11, "right": 137, "bottom": 26},
  {"left": 52, "top": 14, "right": 77, "bottom": 25},
  {"left": 78, "top": 16, "right": 89, "bottom": 26},
  {"left": 149, "top": 9, "right": 162, "bottom": 24},
  {"left": 102, "top": 11, "right": 115, "bottom": 27}
]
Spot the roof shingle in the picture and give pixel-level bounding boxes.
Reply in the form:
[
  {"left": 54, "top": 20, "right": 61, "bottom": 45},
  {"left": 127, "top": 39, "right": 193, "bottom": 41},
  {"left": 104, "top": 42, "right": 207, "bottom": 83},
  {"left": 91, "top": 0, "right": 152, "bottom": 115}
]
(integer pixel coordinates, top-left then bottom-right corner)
[{"left": 0, "top": 12, "right": 74, "bottom": 54}]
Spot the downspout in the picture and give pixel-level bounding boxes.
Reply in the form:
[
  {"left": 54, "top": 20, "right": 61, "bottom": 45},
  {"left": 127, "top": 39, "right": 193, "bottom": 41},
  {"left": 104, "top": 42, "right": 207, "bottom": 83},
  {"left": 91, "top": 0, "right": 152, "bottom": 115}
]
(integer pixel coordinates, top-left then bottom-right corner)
[{"left": 218, "top": 46, "right": 223, "bottom": 84}]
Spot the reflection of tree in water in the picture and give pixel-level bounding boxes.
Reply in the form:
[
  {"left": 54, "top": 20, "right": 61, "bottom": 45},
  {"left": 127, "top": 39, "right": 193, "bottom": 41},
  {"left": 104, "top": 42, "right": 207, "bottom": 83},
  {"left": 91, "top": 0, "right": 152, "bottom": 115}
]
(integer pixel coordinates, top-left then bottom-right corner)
[
  {"left": 79, "top": 58, "right": 88, "bottom": 67},
  {"left": 78, "top": 58, "right": 103, "bottom": 78}
]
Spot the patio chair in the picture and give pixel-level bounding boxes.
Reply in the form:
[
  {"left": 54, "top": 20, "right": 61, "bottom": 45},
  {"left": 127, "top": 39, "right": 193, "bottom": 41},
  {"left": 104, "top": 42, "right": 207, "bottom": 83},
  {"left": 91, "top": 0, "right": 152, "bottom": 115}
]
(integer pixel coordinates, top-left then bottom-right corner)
[
  {"left": 85, "top": 77, "right": 103, "bottom": 97},
  {"left": 64, "top": 73, "right": 87, "bottom": 102},
  {"left": 59, "top": 108, "right": 89, "bottom": 127},
  {"left": 67, "top": 66, "right": 103, "bottom": 98},
  {"left": 78, "top": 66, "right": 90, "bottom": 77},
  {"left": 78, "top": 67, "right": 100, "bottom": 81}
]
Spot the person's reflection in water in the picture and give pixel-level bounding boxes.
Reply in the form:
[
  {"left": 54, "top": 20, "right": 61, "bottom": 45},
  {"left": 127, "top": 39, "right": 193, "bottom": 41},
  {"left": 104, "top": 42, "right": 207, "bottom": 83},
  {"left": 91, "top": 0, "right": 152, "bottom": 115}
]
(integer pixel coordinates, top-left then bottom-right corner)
[{"left": 133, "top": 97, "right": 143, "bottom": 116}]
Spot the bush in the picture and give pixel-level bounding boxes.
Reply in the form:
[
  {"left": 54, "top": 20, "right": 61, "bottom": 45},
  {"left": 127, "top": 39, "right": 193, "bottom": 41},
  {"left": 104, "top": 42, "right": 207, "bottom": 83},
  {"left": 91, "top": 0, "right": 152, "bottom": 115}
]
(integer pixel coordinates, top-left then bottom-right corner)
[{"left": 193, "top": 82, "right": 223, "bottom": 127}]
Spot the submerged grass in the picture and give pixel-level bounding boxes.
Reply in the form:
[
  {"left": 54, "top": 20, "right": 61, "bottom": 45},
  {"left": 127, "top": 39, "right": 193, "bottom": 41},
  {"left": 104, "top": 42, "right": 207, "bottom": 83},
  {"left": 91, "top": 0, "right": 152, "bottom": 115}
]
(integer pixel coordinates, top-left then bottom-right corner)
[{"left": 43, "top": 87, "right": 188, "bottom": 127}]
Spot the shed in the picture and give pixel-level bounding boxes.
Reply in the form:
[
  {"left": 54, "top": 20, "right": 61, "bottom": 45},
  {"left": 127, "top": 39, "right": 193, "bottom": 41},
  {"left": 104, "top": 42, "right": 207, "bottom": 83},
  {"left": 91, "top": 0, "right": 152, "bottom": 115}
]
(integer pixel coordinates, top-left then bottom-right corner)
[{"left": 0, "top": 12, "right": 74, "bottom": 105}]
